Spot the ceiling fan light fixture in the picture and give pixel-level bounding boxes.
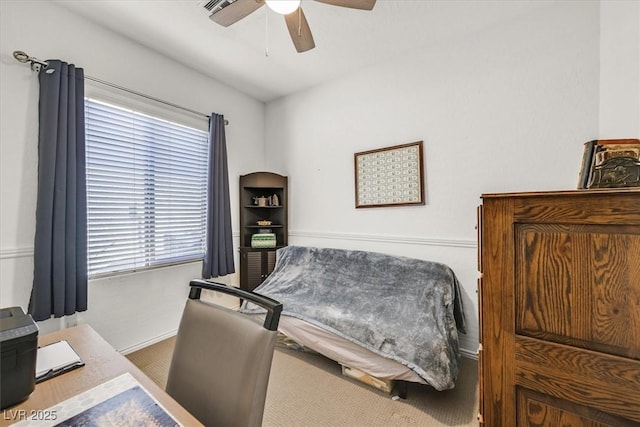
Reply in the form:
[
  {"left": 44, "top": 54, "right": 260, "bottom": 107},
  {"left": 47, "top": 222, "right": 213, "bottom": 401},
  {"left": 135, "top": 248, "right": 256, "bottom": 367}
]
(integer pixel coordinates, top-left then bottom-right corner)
[{"left": 265, "top": 0, "right": 301, "bottom": 15}]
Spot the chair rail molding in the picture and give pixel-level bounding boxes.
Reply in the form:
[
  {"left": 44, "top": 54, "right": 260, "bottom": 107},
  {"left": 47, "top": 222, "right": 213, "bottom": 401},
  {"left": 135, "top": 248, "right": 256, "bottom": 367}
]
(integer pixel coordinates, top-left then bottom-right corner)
[
  {"left": 0, "top": 246, "right": 34, "bottom": 260},
  {"left": 289, "top": 230, "right": 477, "bottom": 249}
]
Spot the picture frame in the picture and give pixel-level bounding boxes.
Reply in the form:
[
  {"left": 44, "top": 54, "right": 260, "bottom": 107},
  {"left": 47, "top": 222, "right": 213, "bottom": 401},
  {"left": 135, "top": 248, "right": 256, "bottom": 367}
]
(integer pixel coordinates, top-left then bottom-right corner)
[{"left": 354, "top": 141, "right": 425, "bottom": 208}]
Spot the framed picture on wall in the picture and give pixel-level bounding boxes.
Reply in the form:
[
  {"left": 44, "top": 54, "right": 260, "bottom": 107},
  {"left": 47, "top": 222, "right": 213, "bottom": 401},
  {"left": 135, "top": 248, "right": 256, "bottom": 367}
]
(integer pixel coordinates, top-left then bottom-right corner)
[{"left": 354, "top": 141, "right": 425, "bottom": 208}]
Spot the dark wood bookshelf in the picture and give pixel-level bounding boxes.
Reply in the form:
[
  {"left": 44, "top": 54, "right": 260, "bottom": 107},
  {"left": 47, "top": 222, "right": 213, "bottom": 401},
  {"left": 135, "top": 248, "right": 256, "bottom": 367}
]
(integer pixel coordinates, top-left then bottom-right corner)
[{"left": 239, "top": 172, "right": 288, "bottom": 292}]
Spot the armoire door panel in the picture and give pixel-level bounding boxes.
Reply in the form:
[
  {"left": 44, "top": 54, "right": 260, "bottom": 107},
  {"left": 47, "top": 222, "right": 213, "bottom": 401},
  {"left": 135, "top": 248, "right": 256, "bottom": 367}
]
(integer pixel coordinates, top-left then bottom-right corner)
[
  {"left": 590, "top": 231, "right": 640, "bottom": 358},
  {"left": 515, "top": 224, "right": 640, "bottom": 359},
  {"left": 514, "top": 336, "right": 640, "bottom": 422},
  {"left": 516, "top": 225, "right": 578, "bottom": 339},
  {"left": 516, "top": 388, "right": 637, "bottom": 427}
]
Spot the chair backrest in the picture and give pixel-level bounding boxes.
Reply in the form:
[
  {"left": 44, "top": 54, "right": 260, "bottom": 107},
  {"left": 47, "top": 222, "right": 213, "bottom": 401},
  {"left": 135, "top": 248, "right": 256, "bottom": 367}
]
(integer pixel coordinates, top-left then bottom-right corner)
[{"left": 166, "top": 280, "right": 282, "bottom": 427}]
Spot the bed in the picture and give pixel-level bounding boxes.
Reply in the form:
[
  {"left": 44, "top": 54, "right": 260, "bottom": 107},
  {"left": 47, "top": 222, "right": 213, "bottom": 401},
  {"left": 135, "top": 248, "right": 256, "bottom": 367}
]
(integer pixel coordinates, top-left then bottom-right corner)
[{"left": 240, "top": 245, "right": 466, "bottom": 393}]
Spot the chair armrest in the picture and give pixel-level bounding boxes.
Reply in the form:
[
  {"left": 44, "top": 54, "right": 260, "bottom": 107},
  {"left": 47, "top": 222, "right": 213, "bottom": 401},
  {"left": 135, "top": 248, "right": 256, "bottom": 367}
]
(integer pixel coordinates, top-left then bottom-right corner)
[{"left": 188, "top": 279, "right": 282, "bottom": 331}]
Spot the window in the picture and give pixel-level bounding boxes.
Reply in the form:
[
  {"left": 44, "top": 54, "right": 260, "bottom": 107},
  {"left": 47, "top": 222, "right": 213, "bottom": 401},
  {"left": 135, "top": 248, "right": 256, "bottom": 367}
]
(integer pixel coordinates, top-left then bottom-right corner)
[{"left": 85, "top": 99, "right": 209, "bottom": 276}]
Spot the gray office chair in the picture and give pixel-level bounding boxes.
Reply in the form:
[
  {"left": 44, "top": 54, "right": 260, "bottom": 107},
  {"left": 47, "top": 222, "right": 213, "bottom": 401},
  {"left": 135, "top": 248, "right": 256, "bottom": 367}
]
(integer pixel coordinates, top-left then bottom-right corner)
[{"left": 166, "top": 279, "right": 282, "bottom": 427}]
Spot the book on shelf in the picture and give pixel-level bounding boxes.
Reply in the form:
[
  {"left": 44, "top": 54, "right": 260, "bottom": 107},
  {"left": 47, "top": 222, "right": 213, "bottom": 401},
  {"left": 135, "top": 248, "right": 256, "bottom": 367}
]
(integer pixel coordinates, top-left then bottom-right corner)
[
  {"left": 578, "top": 139, "right": 598, "bottom": 189},
  {"left": 578, "top": 138, "right": 640, "bottom": 189}
]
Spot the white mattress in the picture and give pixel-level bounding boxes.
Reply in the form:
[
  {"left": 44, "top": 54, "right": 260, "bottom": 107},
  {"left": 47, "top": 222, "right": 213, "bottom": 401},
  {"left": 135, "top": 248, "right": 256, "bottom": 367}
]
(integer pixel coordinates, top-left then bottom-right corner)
[{"left": 277, "top": 315, "right": 426, "bottom": 384}]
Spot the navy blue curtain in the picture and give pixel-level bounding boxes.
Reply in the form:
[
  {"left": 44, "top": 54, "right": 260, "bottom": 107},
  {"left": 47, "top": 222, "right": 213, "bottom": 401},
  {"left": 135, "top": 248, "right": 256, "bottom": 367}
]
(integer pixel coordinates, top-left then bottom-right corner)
[
  {"left": 29, "top": 60, "right": 88, "bottom": 321},
  {"left": 202, "top": 113, "right": 235, "bottom": 278}
]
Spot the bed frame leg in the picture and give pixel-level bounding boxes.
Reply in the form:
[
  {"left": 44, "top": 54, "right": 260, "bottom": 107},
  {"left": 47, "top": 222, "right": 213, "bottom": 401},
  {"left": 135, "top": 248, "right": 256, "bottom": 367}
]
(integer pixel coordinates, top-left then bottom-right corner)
[{"left": 392, "top": 381, "right": 408, "bottom": 399}]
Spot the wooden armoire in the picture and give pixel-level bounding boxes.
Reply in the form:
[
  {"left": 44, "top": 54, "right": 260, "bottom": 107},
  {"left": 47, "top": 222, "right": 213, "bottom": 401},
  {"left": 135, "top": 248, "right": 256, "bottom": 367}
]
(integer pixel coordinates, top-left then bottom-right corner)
[{"left": 478, "top": 189, "right": 640, "bottom": 426}]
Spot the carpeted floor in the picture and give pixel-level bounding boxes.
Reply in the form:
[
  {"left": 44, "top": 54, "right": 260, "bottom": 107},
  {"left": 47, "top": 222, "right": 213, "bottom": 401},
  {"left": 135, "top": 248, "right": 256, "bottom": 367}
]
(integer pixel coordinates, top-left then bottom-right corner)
[{"left": 127, "top": 336, "right": 479, "bottom": 426}]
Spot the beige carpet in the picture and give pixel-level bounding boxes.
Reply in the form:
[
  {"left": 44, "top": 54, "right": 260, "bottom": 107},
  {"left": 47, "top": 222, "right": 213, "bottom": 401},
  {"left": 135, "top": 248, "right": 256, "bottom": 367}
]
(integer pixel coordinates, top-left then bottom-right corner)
[{"left": 127, "top": 336, "right": 479, "bottom": 427}]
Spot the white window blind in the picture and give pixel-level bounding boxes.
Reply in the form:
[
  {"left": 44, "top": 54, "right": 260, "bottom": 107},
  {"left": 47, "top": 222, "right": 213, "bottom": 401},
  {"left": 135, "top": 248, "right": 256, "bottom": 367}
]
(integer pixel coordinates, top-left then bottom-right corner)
[{"left": 85, "top": 98, "right": 209, "bottom": 276}]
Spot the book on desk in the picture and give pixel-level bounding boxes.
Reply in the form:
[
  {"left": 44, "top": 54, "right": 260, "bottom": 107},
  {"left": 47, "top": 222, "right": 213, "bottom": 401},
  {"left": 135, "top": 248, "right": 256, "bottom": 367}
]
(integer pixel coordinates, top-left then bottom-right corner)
[{"left": 35, "top": 340, "right": 84, "bottom": 383}]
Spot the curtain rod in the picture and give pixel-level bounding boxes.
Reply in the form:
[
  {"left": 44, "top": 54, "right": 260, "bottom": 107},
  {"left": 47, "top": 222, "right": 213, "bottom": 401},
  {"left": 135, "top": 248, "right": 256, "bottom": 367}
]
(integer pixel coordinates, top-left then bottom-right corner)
[{"left": 13, "top": 50, "right": 228, "bottom": 126}]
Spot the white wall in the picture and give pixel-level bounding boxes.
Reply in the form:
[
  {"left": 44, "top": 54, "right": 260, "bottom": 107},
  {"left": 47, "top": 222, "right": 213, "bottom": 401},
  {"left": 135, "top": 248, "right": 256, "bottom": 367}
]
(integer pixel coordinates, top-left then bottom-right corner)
[
  {"left": 264, "top": 1, "right": 605, "bottom": 355},
  {"left": 599, "top": 0, "right": 640, "bottom": 137},
  {"left": 0, "top": 1, "right": 265, "bottom": 351},
  {"left": 2, "top": 0, "right": 637, "bottom": 357}
]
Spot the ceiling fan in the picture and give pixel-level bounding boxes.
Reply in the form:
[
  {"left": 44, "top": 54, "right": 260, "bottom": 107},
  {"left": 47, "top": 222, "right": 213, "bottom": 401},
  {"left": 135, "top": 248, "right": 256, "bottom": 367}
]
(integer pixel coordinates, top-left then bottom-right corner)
[{"left": 208, "top": 0, "right": 376, "bottom": 53}]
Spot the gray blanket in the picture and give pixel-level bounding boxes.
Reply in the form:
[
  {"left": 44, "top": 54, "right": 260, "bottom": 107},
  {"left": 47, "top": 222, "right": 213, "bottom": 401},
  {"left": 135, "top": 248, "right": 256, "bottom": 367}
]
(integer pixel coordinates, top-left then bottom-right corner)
[{"left": 241, "top": 246, "right": 466, "bottom": 391}]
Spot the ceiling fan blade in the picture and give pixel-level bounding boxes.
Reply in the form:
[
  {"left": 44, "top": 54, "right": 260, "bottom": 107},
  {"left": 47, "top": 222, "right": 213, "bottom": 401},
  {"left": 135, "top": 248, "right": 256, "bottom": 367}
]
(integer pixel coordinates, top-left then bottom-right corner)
[
  {"left": 313, "top": 0, "right": 376, "bottom": 11},
  {"left": 284, "top": 8, "right": 315, "bottom": 53},
  {"left": 210, "top": 0, "right": 264, "bottom": 27}
]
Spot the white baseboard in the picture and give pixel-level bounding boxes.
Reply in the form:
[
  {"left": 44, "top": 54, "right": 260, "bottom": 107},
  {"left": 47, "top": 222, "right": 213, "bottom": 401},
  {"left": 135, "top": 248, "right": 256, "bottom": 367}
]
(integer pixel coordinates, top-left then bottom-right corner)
[
  {"left": 119, "top": 329, "right": 178, "bottom": 355},
  {"left": 460, "top": 348, "right": 479, "bottom": 360}
]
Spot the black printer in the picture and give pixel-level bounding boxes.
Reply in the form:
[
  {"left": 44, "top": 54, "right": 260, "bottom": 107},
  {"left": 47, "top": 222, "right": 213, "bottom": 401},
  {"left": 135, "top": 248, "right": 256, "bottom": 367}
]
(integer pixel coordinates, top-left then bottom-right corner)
[{"left": 0, "top": 306, "right": 38, "bottom": 409}]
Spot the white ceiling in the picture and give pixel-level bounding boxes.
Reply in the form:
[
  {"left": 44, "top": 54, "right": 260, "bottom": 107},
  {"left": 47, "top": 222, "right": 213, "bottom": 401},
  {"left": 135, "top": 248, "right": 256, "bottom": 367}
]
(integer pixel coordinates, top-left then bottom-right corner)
[{"left": 56, "top": 0, "right": 550, "bottom": 103}]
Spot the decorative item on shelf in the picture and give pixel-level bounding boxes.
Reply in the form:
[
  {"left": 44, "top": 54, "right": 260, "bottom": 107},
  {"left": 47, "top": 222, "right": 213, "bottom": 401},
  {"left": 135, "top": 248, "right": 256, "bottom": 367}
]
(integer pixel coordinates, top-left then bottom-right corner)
[
  {"left": 578, "top": 139, "right": 640, "bottom": 189},
  {"left": 251, "top": 233, "right": 276, "bottom": 249},
  {"left": 257, "top": 220, "right": 272, "bottom": 226},
  {"left": 271, "top": 193, "right": 279, "bottom": 206},
  {"left": 253, "top": 196, "right": 268, "bottom": 207}
]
